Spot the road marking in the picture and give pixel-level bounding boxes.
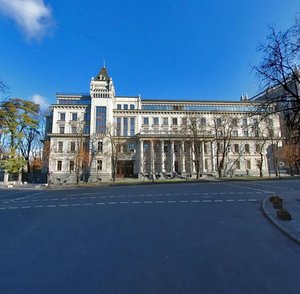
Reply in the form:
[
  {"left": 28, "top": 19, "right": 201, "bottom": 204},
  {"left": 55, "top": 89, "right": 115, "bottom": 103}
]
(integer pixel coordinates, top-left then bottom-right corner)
[
  {"left": 108, "top": 202, "right": 117, "bottom": 205},
  {"left": 203, "top": 200, "right": 212, "bottom": 203},
  {"left": 96, "top": 202, "right": 105, "bottom": 205},
  {"left": 144, "top": 201, "right": 153, "bottom": 204},
  {"left": 168, "top": 200, "right": 177, "bottom": 203},
  {"left": 120, "top": 201, "right": 129, "bottom": 204}
]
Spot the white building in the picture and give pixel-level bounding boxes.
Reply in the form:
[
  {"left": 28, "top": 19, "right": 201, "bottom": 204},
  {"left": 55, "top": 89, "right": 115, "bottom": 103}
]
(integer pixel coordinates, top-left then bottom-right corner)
[{"left": 46, "top": 67, "right": 281, "bottom": 184}]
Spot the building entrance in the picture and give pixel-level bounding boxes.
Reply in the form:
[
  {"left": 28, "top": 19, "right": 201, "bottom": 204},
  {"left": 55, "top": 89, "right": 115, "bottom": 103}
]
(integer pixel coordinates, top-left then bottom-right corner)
[{"left": 116, "top": 160, "right": 134, "bottom": 178}]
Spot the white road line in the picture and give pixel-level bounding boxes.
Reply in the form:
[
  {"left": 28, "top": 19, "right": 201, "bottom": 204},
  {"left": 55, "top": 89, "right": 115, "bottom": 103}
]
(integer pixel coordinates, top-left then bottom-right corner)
[
  {"left": 156, "top": 200, "right": 165, "bottom": 203},
  {"left": 120, "top": 201, "right": 129, "bottom": 204},
  {"left": 96, "top": 202, "right": 105, "bottom": 205},
  {"left": 59, "top": 204, "right": 69, "bottom": 207},
  {"left": 214, "top": 200, "right": 223, "bottom": 202},
  {"left": 191, "top": 200, "right": 200, "bottom": 203},
  {"left": 168, "top": 200, "right": 177, "bottom": 203},
  {"left": 179, "top": 200, "right": 189, "bottom": 203},
  {"left": 132, "top": 201, "right": 141, "bottom": 204},
  {"left": 144, "top": 201, "right": 153, "bottom": 204},
  {"left": 225, "top": 199, "right": 234, "bottom": 202},
  {"left": 9, "top": 207, "right": 19, "bottom": 209},
  {"left": 83, "top": 203, "right": 93, "bottom": 206},
  {"left": 22, "top": 206, "right": 31, "bottom": 209},
  {"left": 237, "top": 199, "right": 246, "bottom": 202},
  {"left": 34, "top": 205, "right": 44, "bottom": 208},
  {"left": 71, "top": 203, "right": 80, "bottom": 206},
  {"left": 248, "top": 199, "right": 257, "bottom": 202},
  {"left": 203, "top": 200, "right": 212, "bottom": 203},
  {"left": 46, "top": 205, "right": 56, "bottom": 208}
]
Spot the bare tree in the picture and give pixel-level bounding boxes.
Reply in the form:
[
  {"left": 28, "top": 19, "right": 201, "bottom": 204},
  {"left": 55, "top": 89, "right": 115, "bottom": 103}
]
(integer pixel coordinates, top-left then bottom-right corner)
[
  {"left": 211, "top": 115, "right": 235, "bottom": 178},
  {"left": 185, "top": 114, "right": 208, "bottom": 179},
  {"left": 253, "top": 17, "right": 300, "bottom": 142}
]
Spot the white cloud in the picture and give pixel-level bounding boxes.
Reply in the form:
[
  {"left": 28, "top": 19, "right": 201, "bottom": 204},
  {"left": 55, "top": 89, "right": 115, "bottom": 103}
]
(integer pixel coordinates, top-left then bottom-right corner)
[
  {"left": 30, "top": 94, "right": 49, "bottom": 110},
  {"left": 0, "top": 0, "right": 54, "bottom": 40}
]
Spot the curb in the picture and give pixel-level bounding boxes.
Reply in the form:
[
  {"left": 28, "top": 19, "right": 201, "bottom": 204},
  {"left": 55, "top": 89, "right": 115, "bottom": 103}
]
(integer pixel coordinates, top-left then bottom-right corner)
[{"left": 261, "top": 197, "right": 300, "bottom": 245}]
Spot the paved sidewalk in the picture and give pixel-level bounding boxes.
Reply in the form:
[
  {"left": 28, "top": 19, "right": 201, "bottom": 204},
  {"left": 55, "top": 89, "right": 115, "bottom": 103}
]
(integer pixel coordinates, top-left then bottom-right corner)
[{"left": 262, "top": 190, "right": 300, "bottom": 245}]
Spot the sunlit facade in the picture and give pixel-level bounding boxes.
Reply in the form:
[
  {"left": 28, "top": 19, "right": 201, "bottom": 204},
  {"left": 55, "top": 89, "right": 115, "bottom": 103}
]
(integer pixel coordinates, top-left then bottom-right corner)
[{"left": 46, "top": 67, "right": 281, "bottom": 184}]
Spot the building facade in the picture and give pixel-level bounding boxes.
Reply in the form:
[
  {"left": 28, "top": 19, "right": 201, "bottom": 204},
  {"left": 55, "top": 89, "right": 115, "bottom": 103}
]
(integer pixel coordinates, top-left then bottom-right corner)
[{"left": 46, "top": 67, "right": 281, "bottom": 184}]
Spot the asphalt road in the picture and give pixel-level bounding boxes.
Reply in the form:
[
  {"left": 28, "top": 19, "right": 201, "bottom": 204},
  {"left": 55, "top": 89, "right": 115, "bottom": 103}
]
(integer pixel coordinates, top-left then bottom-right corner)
[{"left": 0, "top": 179, "right": 300, "bottom": 294}]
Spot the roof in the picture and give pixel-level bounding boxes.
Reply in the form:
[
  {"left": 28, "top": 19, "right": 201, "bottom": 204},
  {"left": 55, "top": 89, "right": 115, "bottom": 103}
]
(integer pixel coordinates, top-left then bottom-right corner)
[{"left": 94, "top": 67, "right": 110, "bottom": 81}]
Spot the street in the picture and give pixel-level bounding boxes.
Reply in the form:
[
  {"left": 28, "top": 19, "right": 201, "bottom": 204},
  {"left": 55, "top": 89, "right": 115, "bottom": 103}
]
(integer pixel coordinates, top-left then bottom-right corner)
[{"left": 0, "top": 179, "right": 300, "bottom": 294}]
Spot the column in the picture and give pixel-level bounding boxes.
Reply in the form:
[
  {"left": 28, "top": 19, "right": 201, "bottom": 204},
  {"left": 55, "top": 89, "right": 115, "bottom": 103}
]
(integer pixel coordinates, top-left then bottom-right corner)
[
  {"left": 181, "top": 141, "right": 186, "bottom": 173},
  {"left": 170, "top": 140, "right": 174, "bottom": 175},
  {"left": 139, "top": 140, "right": 144, "bottom": 175},
  {"left": 201, "top": 141, "right": 205, "bottom": 172},
  {"left": 150, "top": 140, "right": 155, "bottom": 179},
  {"left": 192, "top": 142, "right": 196, "bottom": 173},
  {"left": 210, "top": 141, "right": 215, "bottom": 172},
  {"left": 160, "top": 140, "right": 165, "bottom": 173}
]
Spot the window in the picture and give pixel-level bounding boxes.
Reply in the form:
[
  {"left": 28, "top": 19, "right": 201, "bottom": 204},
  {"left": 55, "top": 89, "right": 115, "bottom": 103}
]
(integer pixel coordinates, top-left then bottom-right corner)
[
  {"left": 204, "top": 144, "right": 207, "bottom": 154},
  {"left": 71, "top": 113, "right": 78, "bottom": 121},
  {"left": 242, "top": 118, "right": 248, "bottom": 126},
  {"left": 164, "top": 145, "right": 168, "bottom": 153},
  {"left": 233, "top": 130, "right": 238, "bottom": 137},
  {"left": 59, "top": 113, "right": 65, "bottom": 121},
  {"left": 153, "top": 117, "right": 159, "bottom": 125},
  {"left": 128, "top": 143, "right": 136, "bottom": 153},
  {"left": 232, "top": 118, "right": 238, "bottom": 127},
  {"left": 130, "top": 104, "right": 135, "bottom": 110},
  {"left": 235, "top": 160, "right": 240, "bottom": 169},
  {"left": 123, "top": 118, "right": 128, "bottom": 136},
  {"left": 245, "top": 144, "right": 250, "bottom": 153},
  {"left": 246, "top": 160, "right": 251, "bottom": 169},
  {"left": 143, "top": 117, "right": 149, "bottom": 125},
  {"left": 163, "top": 118, "right": 168, "bottom": 125},
  {"left": 117, "top": 104, "right": 121, "bottom": 110},
  {"left": 243, "top": 130, "right": 249, "bottom": 137},
  {"left": 70, "top": 141, "right": 75, "bottom": 152},
  {"left": 234, "top": 144, "right": 239, "bottom": 153},
  {"left": 200, "top": 117, "right": 206, "bottom": 126},
  {"left": 70, "top": 161, "right": 75, "bottom": 171},
  {"left": 57, "top": 160, "right": 62, "bottom": 171},
  {"left": 172, "top": 118, "right": 178, "bottom": 125},
  {"left": 181, "top": 118, "right": 187, "bottom": 125},
  {"left": 130, "top": 117, "right": 135, "bottom": 136},
  {"left": 58, "top": 142, "right": 63, "bottom": 153},
  {"left": 96, "top": 106, "right": 106, "bottom": 134},
  {"left": 84, "top": 125, "right": 90, "bottom": 134},
  {"left": 84, "top": 113, "right": 90, "bottom": 121},
  {"left": 97, "top": 160, "right": 102, "bottom": 171},
  {"left": 255, "top": 144, "right": 260, "bottom": 153},
  {"left": 71, "top": 126, "right": 77, "bottom": 134},
  {"left": 123, "top": 104, "right": 128, "bottom": 110},
  {"left": 216, "top": 118, "right": 222, "bottom": 126},
  {"left": 98, "top": 141, "right": 103, "bottom": 152},
  {"left": 116, "top": 118, "right": 121, "bottom": 136},
  {"left": 256, "top": 159, "right": 261, "bottom": 168},
  {"left": 59, "top": 126, "right": 65, "bottom": 134},
  {"left": 123, "top": 144, "right": 128, "bottom": 153}
]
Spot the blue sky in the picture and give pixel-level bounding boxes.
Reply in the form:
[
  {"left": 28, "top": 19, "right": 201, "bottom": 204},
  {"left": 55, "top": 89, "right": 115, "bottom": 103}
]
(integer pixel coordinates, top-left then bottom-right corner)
[{"left": 0, "top": 0, "right": 299, "bottom": 109}]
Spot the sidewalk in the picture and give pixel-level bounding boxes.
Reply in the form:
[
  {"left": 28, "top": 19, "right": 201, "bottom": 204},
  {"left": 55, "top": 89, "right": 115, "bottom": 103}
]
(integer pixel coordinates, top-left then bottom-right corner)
[{"left": 262, "top": 190, "right": 300, "bottom": 245}]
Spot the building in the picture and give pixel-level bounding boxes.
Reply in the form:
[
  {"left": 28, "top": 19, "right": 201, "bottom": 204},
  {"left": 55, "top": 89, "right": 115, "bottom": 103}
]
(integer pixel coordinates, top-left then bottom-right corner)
[{"left": 46, "top": 67, "right": 281, "bottom": 184}]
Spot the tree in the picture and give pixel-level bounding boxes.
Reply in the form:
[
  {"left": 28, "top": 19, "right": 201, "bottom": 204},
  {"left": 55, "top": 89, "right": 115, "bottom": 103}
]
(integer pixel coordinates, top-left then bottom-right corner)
[
  {"left": 211, "top": 115, "right": 235, "bottom": 178},
  {"left": 185, "top": 114, "right": 208, "bottom": 179},
  {"left": 0, "top": 98, "right": 39, "bottom": 176},
  {"left": 253, "top": 17, "right": 300, "bottom": 142}
]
